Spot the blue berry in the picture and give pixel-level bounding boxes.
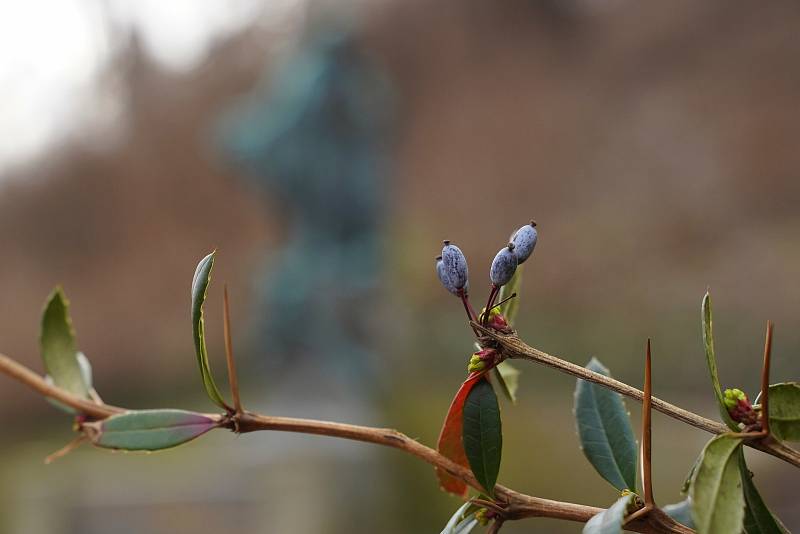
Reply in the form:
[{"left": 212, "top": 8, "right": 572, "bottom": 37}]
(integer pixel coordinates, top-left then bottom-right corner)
[
  {"left": 511, "top": 221, "right": 537, "bottom": 264},
  {"left": 435, "top": 256, "right": 457, "bottom": 295},
  {"left": 439, "top": 240, "right": 469, "bottom": 294},
  {"left": 490, "top": 243, "right": 518, "bottom": 286}
]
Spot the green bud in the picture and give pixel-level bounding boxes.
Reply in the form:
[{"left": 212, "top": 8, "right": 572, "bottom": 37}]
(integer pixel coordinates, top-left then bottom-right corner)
[
  {"left": 468, "top": 354, "right": 486, "bottom": 373},
  {"left": 723, "top": 388, "right": 747, "bottom": 409},
  {"left": 475, "top": 508, "right": 490, "bottom": 526}
]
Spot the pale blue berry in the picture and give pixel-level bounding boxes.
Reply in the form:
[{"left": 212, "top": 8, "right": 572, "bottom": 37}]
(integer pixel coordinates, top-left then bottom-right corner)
[
  {"left": 440, "top": 240, "right": 468, "bottom": 294},
  {"left": 511, "top": 221, "right": 538, "bottom": 264},
  {"left": 490, "top": 243, "right": 518, "bottom": 286},
  {"left": 435, "top": 256, "right": 457, "bottom": 295}
]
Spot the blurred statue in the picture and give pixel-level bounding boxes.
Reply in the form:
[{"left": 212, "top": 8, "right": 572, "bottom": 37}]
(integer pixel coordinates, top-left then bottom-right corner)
[{"left": 220, "top": 28, "right": 393, "bottom": 389}]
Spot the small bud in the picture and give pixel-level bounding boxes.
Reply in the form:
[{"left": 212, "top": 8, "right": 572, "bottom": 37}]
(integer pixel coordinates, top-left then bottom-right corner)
[
  {"left": 488, "top": 312, "right": 510, "bottom": 332},
  {"left": 439, "top": 241, "right": 468, "bottom": 295},
  {"left": 510, "top": 221, "right": 538, "bottom": 264},
  {"left": 476, "top": 348, "right": 498, "bottom": 362},
  {"left": 480, "top": 307, "right": 511, "bottom": 332},
  {"left": 490, "top": 243, "right": 518, "bottom": 287},
  {"left": 723, "top": 388, "right": 747, "bottom": 410},
  {"left": 468, "top": 348, "right": 498, "bottom": 372},
  {"left": 468, "top": 354, "right": 486, "bottom": 373},
  {"left": 475, "top": 508, "right": 490, "bottom": 526},
  {"left": 723, "top": 388, "right": 758, "bottom": 426},
  {"left": 621, "top": 490, "right": 645, "bottom": 513}
]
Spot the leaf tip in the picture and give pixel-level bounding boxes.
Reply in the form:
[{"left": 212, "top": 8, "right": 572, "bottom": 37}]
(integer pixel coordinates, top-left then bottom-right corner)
[{"left": 585, "top": 357, "right": 608, "bottom": 375}]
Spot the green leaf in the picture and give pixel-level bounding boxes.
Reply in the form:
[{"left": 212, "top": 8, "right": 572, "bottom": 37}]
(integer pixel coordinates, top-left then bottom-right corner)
[
  {"left": 766, "top": 382, "right": 800, "bottom": 442},
  {"left": 191, "top": 252, "right": 228, "bottom": 409},
  {"left": 493, "top": 361, "right": 520, "bottom": 404},
  {"left": 45, "top": 352, "right": 95, "bottom": 415},
  {"left": 451, "top": 517, "right": 478, "bottom": 534},
  {"left": 40, "top": 288, "right": 90, "bottom": 399},
  {"left": 583, "top": 493, "right": 636, "bottom": 534},
  {"left": 701, "top": 292, "right": 741, "bottom": 431},
  {"left": 689, "top": 434, "right": 745, "bottom": 534},
  {"left": 497, "top": 264, "right": 523, "bottom": 325},
  {"left": 437, "top": 371, "right": 488, "bottom": 497},
  {"left": 574, "top": 358, "right": 638, "bottom": 492},
  {"left": 462, "top": 378, "right": 502, "bottom": 497},
  {"left": 681, "top": 453, "right": 703, "bottom": 495},
  {"left": 738, "top": 449, "right": 788, "bottom": 534},
  {"left": 85, "top": 409, "right": 219, "bottom": 451},
  {"left": 662, "top": 499, "right": 695, "bottom": 529},
  {"left": 440, "top": 502, "right": 479, "bottom": 534}
]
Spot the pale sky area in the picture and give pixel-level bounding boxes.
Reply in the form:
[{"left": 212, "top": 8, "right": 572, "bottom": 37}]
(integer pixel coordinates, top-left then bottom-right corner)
[{"left": 0, "top": 0, "right": 302, "bottom": 174}]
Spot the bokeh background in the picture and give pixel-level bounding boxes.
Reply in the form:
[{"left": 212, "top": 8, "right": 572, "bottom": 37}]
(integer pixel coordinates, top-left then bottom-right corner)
[{"left": 2, "top": 1, "right": 800, "bottom": 533}]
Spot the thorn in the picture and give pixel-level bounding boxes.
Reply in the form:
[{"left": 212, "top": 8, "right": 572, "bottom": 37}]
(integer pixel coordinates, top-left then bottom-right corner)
[
  {"left": 489, "top": 293, "right": 517, "bottom": 313},
  {"left": 223, "top": 285, "right": 243, "bottom": 415},
  {"left": 642, "top": 339, "right": 654, "bottom": 506},
  {"left": 760, "top": 321, "right": 773, "bottom": 436}
]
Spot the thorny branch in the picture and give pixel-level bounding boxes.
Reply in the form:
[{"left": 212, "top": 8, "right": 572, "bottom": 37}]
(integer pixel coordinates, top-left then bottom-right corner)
[
  {"left": 0, "top": 351, "right": 694, "bottom": 533},
  {"left": 472, "top": 323, "right": 800, "bottom": 469}
]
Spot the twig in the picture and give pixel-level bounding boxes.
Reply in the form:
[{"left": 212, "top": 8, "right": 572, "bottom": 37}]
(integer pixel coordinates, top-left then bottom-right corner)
[
  {"left": 44, "top": 435, "right": 87, "bottom": 464},
  {"left": 223, "top": 285, "right": 242, "bottom": 414},
  {"left": 0, "top": 351, "right": 690, "bottom": 533},
  {"left": 472, "top": 323, "right": 800, "bottom": 468},
  {"left": 0, "top": 353, "right": 122, "bottom": 419}
]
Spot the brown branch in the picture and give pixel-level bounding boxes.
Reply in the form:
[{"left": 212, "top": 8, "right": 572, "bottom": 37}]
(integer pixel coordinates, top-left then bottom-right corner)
[
  {"left": 472, "top": 324, "right": 800, "bottom": 468},
  {"left": 0, "top": 353, "right": 123, "bottom": 419},
  {"left": 0, "top": 351, "right": 690, "bottom": 533}
]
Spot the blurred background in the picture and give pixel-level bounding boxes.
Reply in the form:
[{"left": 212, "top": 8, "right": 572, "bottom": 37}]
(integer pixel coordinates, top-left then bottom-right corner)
[{"left": 1, "top": 1, "right": 800, "bottom": 532}]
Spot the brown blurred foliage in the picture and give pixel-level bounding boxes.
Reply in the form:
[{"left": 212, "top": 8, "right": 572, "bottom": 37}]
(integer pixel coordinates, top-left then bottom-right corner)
[
  {"left": 2, "top": 1, "right": 800, "bottom": 532},
  {"left": 3, "top": 0, "right": 800, "bottom": 409}
]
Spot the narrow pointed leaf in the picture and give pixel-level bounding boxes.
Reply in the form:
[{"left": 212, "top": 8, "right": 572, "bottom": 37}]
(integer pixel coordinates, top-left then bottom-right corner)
[
  {"left": 574, "top": 358, "right": 638, "bottom": 491},
  {"left": 452, "top": 517, "right": 478, "bottom": 534},
  {"left": 85, "top": 409, "right": 219, "bottom": 451},
  {"left": 493, "top": 361, "right": 520, "bottom": 404},
  {"left": 440, "top": 502, "right": 479, "bottom": 534},
  {"left": 437, "top": 371, "right": 487, "bottom": 496},
  {"left": 441, "top": 502, "right": 471, "bottom": 533},
  {"left": 663, "top": 499, "right": 695, "bottom": 529},
  {"left": 191, "top": 252, "right": 228, "bottom": 409},
  {"left": 497, "top": 265, "right": 522, "bottom": 325},
  {"left": 689, "top": 434, "right": 745, "bottom": 534},
  {"left": 462, "top": 378, "right": 502, "bottom": 497},
  {"left": 40, "top": 288, "right": 90, "bottom": 399},
  {"left": 738, "top": 449, "right": 788, "bottom": 534},
  {"left": 765, "top": 382, "right": 800, "bottom": 442},
  {"left": 701, "top": 292, "right": 741, "bottom": 431},
  {"left": 583, "top": 493, "right": 636, "bottom": 534}
]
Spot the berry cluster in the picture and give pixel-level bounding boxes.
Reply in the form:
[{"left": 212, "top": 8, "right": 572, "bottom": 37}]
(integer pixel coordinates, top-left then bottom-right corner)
[{"left": 435, "top": 221, "right": 538, "bottom": 336}]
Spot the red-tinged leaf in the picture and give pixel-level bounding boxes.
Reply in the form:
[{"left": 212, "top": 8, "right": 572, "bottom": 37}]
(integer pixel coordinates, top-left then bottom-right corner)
[{"left": 437, "top": 371, "right": 487, "bottom": 496}]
